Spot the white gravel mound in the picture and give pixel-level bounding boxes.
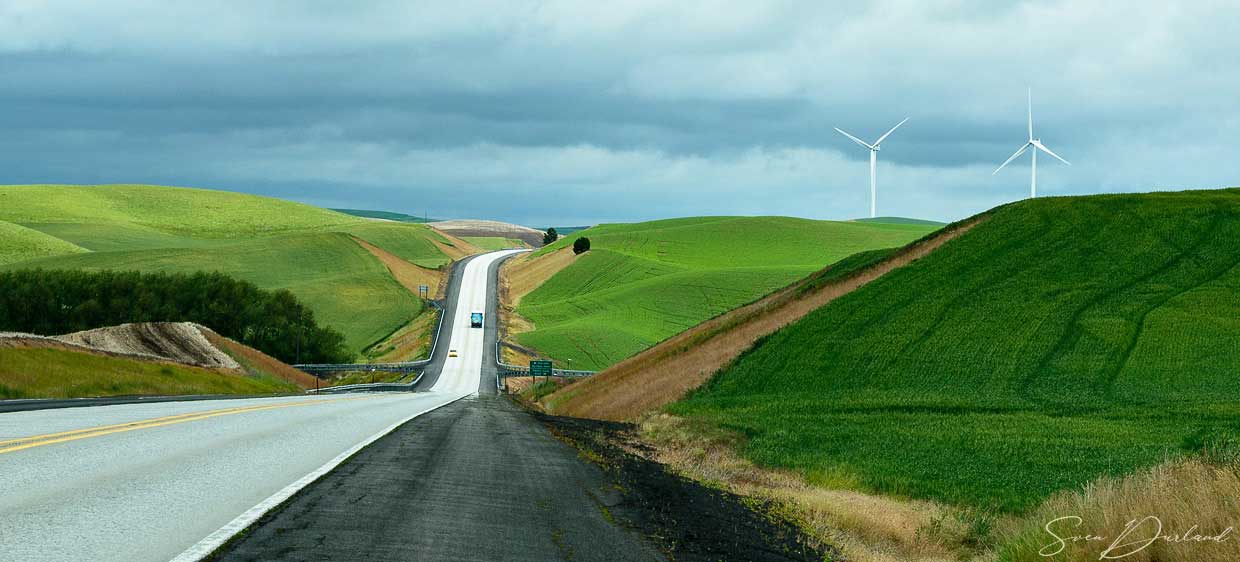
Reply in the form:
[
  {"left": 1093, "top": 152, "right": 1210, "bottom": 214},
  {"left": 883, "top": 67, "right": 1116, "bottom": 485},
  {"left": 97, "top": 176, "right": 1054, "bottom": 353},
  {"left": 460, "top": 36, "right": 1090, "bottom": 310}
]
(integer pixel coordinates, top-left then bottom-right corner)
[{"left": 57, "top": 322, "right": 241, "bottom": 370}]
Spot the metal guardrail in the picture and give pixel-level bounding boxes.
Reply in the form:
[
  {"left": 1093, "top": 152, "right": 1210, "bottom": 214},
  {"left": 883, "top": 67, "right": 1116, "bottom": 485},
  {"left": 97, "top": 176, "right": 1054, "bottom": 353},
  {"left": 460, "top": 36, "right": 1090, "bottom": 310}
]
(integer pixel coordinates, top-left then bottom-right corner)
[
  {"left": 308, "top": 370, "right": 425, "bottom": 394},
  {"left": 494, "top": 340, "right": 597, "bottom": 392},
  {"left": 298, "top": 301, "right": 446, "bottom": 385}
]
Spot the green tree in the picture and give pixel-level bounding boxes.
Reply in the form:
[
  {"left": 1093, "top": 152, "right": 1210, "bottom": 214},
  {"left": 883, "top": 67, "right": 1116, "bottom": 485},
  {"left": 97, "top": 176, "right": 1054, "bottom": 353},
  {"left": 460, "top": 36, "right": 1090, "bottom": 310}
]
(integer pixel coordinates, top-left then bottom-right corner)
[
  {"left": 543, "top": 227, "right": 558, "bottom": 245},
  {"left": 573, "top": 237, "right": 591, "bottom": 255}
]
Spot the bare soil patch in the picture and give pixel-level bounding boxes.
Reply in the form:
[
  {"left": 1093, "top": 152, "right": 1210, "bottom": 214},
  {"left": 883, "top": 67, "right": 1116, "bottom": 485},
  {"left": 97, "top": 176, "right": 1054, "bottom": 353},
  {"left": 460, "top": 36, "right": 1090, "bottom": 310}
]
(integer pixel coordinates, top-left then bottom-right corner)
[{"left": 60, "top": 322, "right": 241, "bottom": 370}]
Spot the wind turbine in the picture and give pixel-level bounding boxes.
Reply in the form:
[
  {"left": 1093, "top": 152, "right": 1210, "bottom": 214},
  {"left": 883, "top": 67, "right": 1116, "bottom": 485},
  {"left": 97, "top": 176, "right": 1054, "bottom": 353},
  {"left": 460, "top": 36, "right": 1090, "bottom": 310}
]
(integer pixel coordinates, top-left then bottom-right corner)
[
  {"left": 993, "top": 89, "right": 1070, "bottom": 198},
  {"left": 834, "top": 117, "right": 908, "bottom": 218}
]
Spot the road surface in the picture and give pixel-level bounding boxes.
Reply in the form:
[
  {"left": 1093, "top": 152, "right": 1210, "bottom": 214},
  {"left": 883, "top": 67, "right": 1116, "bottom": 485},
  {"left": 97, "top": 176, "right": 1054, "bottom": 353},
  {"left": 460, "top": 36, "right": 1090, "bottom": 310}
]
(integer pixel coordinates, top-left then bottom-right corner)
[
  {"left": 0, "top": 250, "right": 524, "bottom": 562},
  {"left": 213, "top": 250, "right": 663, "bottom": 561}
]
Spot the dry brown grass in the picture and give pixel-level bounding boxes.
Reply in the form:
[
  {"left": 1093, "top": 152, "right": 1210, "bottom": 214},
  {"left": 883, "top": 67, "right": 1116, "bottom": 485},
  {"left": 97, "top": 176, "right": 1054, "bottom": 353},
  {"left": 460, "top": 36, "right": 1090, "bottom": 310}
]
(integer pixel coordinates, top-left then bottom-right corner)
[
  {"left": 998, "top": 455, "right": 1240, "bottom": 562},
  {"left": 200, "top": 328, "right": 320, "bottom": 388},
  {"left": 352, "top": 236, "right": 445, "bottom": 299},
  {"left": 638, "top": 414, "right": 987, "bottom": 562},
  {"left": 544, "top": 218, "right": 984, "bottom": 421}
]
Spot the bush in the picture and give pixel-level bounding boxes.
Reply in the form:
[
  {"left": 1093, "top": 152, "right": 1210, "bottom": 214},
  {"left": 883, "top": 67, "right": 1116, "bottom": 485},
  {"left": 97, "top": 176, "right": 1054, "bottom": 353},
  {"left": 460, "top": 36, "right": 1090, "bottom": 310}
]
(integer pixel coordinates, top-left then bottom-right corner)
[
  {"left": 573, "top": 237, "right": 591, "bottom": 255},
  {"left": 0, "top": 269, "right": 349, "bottom": 364},
  {"left": 543, "top": 227, "right": 558, "bottom": 245}
]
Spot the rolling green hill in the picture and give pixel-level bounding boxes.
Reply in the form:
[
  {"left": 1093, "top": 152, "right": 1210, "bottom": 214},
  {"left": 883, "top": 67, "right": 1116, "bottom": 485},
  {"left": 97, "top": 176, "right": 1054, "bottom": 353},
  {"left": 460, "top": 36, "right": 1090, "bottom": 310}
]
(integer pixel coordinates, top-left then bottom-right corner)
[
  {"left": 332, "top": 208, "right": 434, "bottom": 223},
  {"left": 515, "top": 216, "right": 938, "bottom": 370},
  {"left": 0, "top": 184, "right": 456, "bottom": 356},
  {"left": 0, "top": 221, "right": 88, "bottom": 266},
  {"left": 671, "top": 189, "right": 1240, "bottom": 512}
]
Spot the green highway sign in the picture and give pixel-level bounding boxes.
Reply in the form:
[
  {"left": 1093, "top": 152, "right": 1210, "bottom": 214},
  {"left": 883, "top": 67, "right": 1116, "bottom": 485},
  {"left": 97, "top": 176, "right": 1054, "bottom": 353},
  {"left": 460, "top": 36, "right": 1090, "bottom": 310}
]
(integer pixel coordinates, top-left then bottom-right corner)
[{"left": 530, "top": 360, "right": 553, "bottom": 377}]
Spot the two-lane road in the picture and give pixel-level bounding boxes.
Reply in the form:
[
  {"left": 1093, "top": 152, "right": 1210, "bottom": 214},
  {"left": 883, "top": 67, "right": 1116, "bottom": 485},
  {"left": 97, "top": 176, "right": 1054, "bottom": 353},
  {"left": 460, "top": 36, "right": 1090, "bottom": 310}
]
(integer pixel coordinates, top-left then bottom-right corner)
[{"left": 0, "top": 250, "right": 523, "bottom": 562}]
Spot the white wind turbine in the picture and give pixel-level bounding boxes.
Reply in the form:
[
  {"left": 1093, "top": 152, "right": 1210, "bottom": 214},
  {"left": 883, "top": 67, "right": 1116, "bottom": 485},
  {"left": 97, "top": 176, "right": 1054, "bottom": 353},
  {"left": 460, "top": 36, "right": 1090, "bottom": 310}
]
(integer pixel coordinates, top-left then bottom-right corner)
[
  {"left": 993, "top": 89, "right": 1070, "bottom": 198},
  {"left": 834, "top": 117, "right": 908, "bottom": 218}
]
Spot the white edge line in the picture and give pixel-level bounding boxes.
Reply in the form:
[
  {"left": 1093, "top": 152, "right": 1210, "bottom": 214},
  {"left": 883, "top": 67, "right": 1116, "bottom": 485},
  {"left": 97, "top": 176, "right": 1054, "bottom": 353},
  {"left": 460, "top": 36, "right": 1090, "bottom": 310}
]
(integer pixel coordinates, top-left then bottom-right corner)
[{"left": 168, "top": 391, "right": 472, "bottom": 562}]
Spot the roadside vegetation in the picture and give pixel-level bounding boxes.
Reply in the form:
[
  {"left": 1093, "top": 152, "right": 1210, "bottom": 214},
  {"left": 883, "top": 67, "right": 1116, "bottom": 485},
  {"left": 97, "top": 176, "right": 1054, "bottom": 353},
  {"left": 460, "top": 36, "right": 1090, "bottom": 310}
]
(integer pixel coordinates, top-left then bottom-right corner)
[
  {"left": 0, "top": 269, "right": 349, "bottom": 364},
  {"left": 667, "top": 189, "right": 1240, "bottom": 514},
  {"left": 0, "top": 184, "right": 466, "bottom": 358},
  {"left": 0, "top": 346, "right": 297, "bottom": 399},
  {"left": 511, "top": 216, "right": 937, "bottom": 370}
]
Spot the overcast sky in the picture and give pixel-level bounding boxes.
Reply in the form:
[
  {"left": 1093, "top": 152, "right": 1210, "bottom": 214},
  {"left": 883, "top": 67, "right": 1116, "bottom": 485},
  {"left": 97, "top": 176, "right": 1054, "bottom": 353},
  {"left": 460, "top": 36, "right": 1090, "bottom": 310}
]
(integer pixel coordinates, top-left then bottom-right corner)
[{"left": 2, "top": 1, "right": 1238, "bottom": 226}]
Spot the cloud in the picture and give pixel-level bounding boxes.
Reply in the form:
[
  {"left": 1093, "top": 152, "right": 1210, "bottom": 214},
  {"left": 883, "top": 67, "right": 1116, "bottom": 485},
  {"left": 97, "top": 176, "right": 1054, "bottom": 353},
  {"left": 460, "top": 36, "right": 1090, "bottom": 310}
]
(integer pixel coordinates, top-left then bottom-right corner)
[{"left": 0, "top": 1, "right": 1238, "bottom": 224}]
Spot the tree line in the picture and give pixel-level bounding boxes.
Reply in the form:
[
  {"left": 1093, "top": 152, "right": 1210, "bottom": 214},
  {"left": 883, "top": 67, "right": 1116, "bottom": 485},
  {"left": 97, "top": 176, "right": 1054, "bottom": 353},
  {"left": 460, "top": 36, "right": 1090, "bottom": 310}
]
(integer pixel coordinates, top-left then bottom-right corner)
[{"left": 0, "top": 269, "right": 349, "bottom": 364}]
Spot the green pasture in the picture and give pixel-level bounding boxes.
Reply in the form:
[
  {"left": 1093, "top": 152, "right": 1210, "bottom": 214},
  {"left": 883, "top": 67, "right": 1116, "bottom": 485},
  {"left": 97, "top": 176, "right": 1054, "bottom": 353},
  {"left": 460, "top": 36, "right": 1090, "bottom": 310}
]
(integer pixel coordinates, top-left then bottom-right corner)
[
  {"left": 673, "top": 188, "right": 1240, "bottom": 512},
  {"left": 517, "top": 216, "right": 937, "bottom": 370}
]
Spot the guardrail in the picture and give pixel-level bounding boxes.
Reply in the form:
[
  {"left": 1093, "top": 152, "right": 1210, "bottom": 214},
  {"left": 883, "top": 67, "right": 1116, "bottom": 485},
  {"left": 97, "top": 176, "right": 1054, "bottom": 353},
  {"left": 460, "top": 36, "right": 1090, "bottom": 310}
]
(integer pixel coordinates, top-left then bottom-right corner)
[
  {"left": 308, "top": 370, "right": 426, "bottom": 394},
  {"left": 297, "top": 301, "right": 446, "bottom": 387},
  {"left": 494, "top": 340, "right": 597, "bottom": 392}
]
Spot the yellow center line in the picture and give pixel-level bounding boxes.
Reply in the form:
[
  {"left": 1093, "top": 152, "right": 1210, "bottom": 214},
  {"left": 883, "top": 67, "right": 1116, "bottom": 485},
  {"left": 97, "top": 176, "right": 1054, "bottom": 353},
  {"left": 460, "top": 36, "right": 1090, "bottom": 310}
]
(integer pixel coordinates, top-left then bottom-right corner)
[{"left": 0, "top": 395, "right": 380, "bottom": 456}]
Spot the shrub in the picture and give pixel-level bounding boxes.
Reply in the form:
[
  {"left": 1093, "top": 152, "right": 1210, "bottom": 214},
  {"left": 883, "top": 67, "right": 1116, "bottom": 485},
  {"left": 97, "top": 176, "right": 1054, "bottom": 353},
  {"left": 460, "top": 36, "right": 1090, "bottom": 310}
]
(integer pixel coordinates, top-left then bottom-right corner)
[
  {"left": 573, "top": 236, "right": 591, "bottom": 255},
  {"left": 543, "top": 227, "right": 558, "bottom": 245}
]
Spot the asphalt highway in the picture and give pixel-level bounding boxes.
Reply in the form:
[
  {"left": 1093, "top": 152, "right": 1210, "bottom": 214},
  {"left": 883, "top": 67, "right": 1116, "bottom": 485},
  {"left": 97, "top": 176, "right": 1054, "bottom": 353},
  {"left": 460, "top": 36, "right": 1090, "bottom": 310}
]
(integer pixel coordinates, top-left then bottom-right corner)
[{"left": 0, "top": 250, "right": 524, "bottom": 562}]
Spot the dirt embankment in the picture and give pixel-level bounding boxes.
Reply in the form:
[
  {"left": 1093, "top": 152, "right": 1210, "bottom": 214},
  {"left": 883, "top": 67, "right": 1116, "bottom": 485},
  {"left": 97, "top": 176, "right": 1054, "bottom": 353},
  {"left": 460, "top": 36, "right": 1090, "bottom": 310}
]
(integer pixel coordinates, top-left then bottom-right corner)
[
  {"left": 544, "top": 217, "right": 985, "bottom": 421},
  {"left": 61, "top": 322, "right": 240, "bottom": 370},
  {"left": 430, "top": 219, "right": 547, "bottom": 247}
]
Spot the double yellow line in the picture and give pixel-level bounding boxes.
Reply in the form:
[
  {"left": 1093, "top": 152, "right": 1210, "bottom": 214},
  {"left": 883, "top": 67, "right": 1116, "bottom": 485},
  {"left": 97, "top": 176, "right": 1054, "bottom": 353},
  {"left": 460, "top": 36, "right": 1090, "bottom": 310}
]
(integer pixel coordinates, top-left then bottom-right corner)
[{"left": 0, "top": 396, "right": 375, "bottom": 456}]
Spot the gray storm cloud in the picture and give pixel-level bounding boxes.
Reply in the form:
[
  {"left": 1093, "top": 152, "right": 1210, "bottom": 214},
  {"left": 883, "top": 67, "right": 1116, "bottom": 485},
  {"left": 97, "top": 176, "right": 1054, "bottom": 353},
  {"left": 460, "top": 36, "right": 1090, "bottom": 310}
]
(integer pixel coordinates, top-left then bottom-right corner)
[{"left": 1, "top": 0, "right": 1238, "bottom": 225}]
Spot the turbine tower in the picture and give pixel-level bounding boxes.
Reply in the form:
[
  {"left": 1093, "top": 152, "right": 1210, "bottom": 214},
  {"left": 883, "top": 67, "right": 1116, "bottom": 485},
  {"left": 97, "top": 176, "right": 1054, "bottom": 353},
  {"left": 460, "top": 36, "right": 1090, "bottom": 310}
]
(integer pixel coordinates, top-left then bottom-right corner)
[
  {"left": 834, "top": 117, "right": 908, "bottom": 218},
  {"left": 993, "top": 89, "right": 1070, "bottom": 198}
]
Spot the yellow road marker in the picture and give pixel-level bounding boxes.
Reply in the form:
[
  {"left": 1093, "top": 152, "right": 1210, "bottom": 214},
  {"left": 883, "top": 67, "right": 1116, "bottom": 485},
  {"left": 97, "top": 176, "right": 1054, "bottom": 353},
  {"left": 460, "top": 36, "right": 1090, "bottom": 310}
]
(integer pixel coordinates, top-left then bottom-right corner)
[{"left": 0, "top": 395, "right": 379, "bottom": 455}]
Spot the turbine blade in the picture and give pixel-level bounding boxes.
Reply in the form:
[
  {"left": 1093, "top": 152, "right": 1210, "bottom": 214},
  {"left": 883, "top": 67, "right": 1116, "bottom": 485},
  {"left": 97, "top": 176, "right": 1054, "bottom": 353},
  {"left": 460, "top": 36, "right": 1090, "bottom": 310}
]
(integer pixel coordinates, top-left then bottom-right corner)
[
  {"left": 834, "top": 128, "right": 874, "bottom": 150},
  {"left": 1027, "top": 87, "right": 1033, "bottom": 140},
  {"left": 993, "top": 143, "right": 1030, "bottom": 174},
  {"left": 872, "top": 117, "right": 909, "bottom": 147},
  {"left": 1033, "top": 141, "right": 1071, "bottom": 165}
]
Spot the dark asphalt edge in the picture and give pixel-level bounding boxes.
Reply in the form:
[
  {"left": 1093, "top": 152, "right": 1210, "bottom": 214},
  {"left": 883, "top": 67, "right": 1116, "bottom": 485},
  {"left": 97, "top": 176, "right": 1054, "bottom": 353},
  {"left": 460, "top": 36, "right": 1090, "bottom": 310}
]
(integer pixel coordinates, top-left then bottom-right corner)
[
  {"left": 191, "top": 391, "right": 475, "bottom": 562},
  {"left": 524, "top": 404, "right": 844, "bottom": 562}
]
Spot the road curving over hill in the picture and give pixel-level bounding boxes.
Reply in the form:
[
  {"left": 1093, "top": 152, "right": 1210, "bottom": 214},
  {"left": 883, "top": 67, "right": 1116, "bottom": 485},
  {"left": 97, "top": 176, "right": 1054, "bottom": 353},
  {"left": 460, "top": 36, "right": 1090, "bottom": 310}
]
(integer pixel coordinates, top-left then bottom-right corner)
[
  {"left": 0, "top": 250, "right": 517, "bottom": 562},
  {"left": 209, "top": 248, "right": 668, "bottom": 562}
]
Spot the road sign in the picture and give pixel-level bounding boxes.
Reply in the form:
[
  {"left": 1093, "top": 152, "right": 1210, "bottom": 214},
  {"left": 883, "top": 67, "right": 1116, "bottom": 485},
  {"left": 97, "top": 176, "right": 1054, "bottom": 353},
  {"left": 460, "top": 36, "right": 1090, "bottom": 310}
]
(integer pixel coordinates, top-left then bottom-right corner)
[{"left": 530, "top": 360, "right": 553, "bottom": 378}]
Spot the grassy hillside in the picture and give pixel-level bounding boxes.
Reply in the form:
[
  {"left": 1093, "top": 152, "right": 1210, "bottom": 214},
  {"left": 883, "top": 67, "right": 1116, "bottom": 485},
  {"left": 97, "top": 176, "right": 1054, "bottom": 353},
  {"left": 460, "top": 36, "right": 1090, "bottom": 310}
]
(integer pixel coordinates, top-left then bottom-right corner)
[
  {"left": 0, "top": 184, "right": 360, "bottom": 237},
  {"left": 515, "top": 216, "right": 937, "bottom": 370},
  {"left": 332, "top": 208, "right": 433, "bottom": 223},
  {"left": 462, "top": 236, "right": 526, "bottom": 251},
  {"left": 0, "top": 221, "right": 87, "bottom": 266},
  {"left": 672, "top": 189, "right": 1240, "bottom": 512},
  {"left": 9, "top": 233, "right": 419, "bottom": 353},
  {"left": 0, "top": 184, "right": 454, "bottom": 356},
  {"left": 0, "top": 347, "right": 297, "bottom": 399}
]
